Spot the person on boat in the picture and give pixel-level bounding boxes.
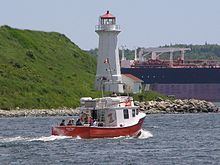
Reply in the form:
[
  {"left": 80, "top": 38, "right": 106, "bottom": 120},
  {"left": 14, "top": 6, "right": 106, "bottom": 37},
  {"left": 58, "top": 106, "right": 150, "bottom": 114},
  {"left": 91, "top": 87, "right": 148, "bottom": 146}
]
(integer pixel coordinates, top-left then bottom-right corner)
[
  {"left": 60, "top": 119, "right": 65, "bottom": 126},
  {"left": 67, "top": 119, "right": 74, "bottom": 126},
  {"left": 83, "top": 115, "right": 89, "bottom": 124},
  {"left": 111, "top": 92, "right": 117, "bottom": 97},
  {"left": 98, "top": 122, "right": 104, "bottom": 127},
  {"left": 80, "top": 112, "right": 88, "bottom": 124},
  {"left": 76, "top": 119, "right": 82, "bottom": 126},
  {"left": 93, "top": 120, "right": 97, "bottom": 126},
  {"left": 88, "top": 116, "right": 94, "bottom": 126}
]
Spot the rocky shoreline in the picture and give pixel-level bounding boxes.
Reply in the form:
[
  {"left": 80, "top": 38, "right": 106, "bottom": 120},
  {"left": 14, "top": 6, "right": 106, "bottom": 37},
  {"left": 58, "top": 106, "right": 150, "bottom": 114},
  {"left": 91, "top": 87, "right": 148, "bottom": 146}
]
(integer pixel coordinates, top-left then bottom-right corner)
[
  {"left": 137, "top": 98, "right": 219, "bottom": 114},
  {"left": 0, "top": 108, "right": 80, "bottom": 118},
  {"left": 0, "top": 99, "right": 219, "bottom": 117}
]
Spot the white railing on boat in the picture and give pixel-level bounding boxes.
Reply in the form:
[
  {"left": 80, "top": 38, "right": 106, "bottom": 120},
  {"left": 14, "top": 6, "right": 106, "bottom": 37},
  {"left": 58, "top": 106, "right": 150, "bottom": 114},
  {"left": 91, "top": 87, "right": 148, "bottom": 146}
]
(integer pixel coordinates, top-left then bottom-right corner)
[
  {"left": 80, "top": 96, "right": 135, "bottom": 110},
  {"left": 83, "top": 100, "right": 120, "bottom": 109}
]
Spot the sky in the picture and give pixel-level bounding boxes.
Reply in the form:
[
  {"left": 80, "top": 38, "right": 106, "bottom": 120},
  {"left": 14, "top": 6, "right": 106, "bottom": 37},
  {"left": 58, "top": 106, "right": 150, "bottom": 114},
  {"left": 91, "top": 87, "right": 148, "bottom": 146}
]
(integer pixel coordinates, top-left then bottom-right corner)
[{"left": 0, "top": 0, "right": 220, "bottom": 50}]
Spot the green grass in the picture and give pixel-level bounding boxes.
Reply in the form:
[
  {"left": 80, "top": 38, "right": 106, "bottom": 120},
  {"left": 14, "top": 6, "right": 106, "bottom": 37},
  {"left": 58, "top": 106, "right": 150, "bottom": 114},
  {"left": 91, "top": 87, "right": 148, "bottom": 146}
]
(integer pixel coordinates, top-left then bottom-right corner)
[{"left": 0, "top": 25, "right": 101, "bottom": 110}]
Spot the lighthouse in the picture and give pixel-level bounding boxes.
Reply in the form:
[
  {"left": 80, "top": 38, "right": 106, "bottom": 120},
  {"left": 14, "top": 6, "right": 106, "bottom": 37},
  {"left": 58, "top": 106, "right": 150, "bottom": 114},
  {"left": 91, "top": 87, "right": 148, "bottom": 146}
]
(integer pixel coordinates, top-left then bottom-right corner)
[{"left": 95, "top": 11, "right": 124, "bottom": 93}]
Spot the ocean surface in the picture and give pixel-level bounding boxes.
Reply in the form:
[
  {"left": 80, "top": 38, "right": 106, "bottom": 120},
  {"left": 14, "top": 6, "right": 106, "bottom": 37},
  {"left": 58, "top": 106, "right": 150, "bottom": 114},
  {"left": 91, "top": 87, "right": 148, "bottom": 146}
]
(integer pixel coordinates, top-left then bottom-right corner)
[{"left": 0, "top": 113, "right": 220, "bottom": 165}]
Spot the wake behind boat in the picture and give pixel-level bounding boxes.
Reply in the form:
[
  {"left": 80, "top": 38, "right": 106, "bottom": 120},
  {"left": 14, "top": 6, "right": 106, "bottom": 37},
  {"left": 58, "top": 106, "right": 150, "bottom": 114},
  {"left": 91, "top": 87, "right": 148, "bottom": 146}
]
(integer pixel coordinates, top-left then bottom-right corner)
[{"left": 52, "top": 94, "right": 146, "bottom": 139}]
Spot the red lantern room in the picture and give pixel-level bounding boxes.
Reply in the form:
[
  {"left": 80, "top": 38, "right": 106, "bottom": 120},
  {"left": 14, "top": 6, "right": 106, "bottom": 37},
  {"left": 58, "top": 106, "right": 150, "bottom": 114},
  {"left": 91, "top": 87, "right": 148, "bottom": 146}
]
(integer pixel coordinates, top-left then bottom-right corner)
[
  {"left": 100, "top": 11, "right": 116, "bottom": 25},
  {"left": 96, "top": 10, "right": 120, "bottom": 31}
]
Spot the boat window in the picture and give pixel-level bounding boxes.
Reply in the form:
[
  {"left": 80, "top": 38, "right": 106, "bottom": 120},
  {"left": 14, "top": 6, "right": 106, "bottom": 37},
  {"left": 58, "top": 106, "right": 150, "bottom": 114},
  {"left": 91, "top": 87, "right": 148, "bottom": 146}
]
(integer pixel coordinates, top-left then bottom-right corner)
[
  {"left": 123, "top": 109, "right": 129, "bottom": 119},
  {"left": 136, "top": 109, "right": 139, "bottom": 115},
  {"left": 97, "top": 110, "right": 105, "bottom": 122},
  {"left": 91, "top": 110, "right": 97, "bottom": 120},
  {"left": 132, "top": 109, "right": 135, "bottom": 117}
]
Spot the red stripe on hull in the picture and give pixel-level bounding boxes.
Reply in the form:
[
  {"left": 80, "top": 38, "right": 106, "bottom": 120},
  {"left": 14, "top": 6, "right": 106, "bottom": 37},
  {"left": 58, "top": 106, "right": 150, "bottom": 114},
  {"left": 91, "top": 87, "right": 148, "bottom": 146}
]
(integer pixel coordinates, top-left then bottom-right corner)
[{"left": 52, "top": 117, "right": 145, "bottom": 139}]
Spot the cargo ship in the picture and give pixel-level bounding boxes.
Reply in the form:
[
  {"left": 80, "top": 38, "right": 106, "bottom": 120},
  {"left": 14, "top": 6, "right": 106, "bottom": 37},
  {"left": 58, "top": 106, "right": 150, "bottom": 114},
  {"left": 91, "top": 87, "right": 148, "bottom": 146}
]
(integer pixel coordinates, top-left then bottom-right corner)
[{"left": 121, "top": 47, "right": 220, "bottom": 101}]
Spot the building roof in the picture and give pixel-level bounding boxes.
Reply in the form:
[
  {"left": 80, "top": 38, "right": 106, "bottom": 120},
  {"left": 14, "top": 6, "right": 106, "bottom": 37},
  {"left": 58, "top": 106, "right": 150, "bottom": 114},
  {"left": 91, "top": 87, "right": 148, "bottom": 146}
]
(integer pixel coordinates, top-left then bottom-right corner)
[
  {"left": 122, "top": 74, "right": 143, "bottom": 83},
  {"left": 101, "top": 11, "right": 115, "bottom": 19}
]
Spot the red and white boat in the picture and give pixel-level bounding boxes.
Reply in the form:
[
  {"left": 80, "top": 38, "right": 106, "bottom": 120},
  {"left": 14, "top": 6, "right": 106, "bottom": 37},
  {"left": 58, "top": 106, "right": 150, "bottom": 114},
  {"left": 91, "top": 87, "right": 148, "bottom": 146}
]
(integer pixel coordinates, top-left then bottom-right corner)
[{"left": 52, "top": 95, "right": 146, "bottom": 138}]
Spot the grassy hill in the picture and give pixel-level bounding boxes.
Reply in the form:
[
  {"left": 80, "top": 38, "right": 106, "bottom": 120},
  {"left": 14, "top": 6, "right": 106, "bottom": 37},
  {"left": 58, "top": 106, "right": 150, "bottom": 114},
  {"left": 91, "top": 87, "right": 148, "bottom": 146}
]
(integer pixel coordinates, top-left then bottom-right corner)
[{"left": 0, "top": 25, "right": 101, "bottom": 110}]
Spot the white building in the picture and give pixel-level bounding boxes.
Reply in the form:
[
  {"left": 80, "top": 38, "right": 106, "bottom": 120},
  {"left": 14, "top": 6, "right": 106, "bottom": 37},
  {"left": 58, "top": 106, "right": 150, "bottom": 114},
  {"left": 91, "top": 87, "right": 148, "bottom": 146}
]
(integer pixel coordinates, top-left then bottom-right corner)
[
  {"left": 95, "top": 11, "right": 124, "bottom": 93},
  {"left": 122, "top": 74, "right": 143, "bottom": 93}
]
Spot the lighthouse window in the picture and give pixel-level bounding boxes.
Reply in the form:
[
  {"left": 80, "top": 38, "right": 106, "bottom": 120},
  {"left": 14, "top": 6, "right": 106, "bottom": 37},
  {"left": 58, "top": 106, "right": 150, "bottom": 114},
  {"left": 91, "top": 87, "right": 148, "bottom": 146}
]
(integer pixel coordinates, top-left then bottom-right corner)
[
  {"left": 132, "top": 109, "right": 135, "bottom": 117},
  {"left": 123, "top": 109, "right": 129, "bottom": 119}
]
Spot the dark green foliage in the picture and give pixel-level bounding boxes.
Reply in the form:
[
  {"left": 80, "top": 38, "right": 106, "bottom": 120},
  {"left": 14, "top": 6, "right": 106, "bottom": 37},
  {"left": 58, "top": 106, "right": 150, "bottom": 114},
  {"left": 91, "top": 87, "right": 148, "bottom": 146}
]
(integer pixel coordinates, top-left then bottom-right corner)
[
  {"left": 133, "top": 90, "right": 169, "bottom": 102},
  {"left": 26, "top": 50, "right": 36, "bottom": 60},
  {"left": 0, "top": 25, "right": 101, "bottom": 110},
  {"left": 87, "top": 48, "right": 136, "bottom": 60},
  {"left": 163, "top": 44, "right": 220, "bottom": 60},
  {"left": 87, "top": 48, "right": 98, "bottom": 57}
]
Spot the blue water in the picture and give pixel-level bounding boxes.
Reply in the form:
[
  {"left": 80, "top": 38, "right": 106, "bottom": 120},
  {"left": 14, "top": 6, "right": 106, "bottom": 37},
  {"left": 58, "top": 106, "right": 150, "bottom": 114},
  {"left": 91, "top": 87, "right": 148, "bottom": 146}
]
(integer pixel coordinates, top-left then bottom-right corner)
[{"left": 0, "top": 114, "right": 220, "bottom": 164}]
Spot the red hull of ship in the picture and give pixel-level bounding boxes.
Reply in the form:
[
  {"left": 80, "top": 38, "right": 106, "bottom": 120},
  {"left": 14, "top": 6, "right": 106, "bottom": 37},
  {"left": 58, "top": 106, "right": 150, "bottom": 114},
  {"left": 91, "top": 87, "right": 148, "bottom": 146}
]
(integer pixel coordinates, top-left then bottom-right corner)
[{"left": 52, "top": 117, "right": 145, "bottom": 139}]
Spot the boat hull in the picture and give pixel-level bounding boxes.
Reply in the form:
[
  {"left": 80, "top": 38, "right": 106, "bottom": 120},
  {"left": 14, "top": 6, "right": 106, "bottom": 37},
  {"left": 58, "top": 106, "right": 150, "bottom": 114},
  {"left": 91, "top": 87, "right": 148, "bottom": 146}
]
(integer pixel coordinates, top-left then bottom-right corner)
[{"left": 52, "top": 117, "right": 145, "bottom": 139}]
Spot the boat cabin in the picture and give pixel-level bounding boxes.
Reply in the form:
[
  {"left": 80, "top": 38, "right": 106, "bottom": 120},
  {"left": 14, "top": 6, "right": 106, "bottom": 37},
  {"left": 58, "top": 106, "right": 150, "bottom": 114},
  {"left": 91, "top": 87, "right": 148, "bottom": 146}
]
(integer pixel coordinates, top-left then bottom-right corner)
[{"left": 79, "top": 96, "right": 140, "bottom": 127}]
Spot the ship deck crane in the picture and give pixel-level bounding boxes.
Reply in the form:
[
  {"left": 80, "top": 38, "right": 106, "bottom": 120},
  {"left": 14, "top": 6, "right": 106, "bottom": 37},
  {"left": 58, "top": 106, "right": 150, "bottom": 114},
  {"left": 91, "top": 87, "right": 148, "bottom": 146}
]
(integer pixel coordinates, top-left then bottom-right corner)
[{"left": 138, "top": 47, "right": 191, "bottom": 67}]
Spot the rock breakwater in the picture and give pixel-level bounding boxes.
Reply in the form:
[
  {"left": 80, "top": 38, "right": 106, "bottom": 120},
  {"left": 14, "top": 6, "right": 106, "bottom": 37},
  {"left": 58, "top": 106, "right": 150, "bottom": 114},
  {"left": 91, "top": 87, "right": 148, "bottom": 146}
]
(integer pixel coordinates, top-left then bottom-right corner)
[
  {"left": 0, "top": 108, "right": 80, "bottom": 118},
  {"left": 0, "top": 99, "right": 219, "bottom": 117},
  {"left": 136, "top": 99, "right": 219, "bottom": 114}
]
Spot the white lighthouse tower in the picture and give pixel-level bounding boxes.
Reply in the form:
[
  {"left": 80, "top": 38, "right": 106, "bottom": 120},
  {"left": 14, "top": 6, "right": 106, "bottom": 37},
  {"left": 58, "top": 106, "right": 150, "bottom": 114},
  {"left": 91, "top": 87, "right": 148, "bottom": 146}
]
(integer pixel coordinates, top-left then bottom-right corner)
[{"left": 95, "top": 11, "right": 124, "bottom": 93}]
